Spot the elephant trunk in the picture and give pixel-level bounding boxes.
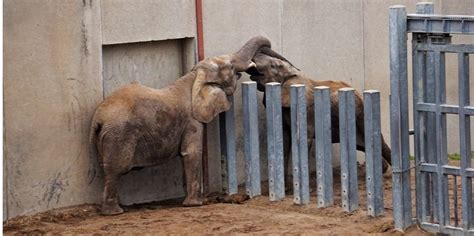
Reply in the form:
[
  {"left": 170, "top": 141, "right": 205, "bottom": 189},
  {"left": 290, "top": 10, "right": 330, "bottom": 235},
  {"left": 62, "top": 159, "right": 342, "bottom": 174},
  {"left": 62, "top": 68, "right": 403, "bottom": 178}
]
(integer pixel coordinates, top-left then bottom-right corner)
[
  {"left": 233, "top": 36, "right": 271, "bottom": 72},
  {"left": 258, "top": 46, "right": 299, "bottom": 70}
]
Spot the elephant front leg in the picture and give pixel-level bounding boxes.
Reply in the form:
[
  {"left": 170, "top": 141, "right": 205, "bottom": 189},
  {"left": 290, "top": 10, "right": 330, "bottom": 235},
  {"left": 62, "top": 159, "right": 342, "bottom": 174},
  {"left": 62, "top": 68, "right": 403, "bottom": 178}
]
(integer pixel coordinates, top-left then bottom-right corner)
[
  {"left": 181, "top": 121, "right": 204, "bottom": 207},
  {"left": 182, "top": 151, "right": 203, "bottom": 206}
]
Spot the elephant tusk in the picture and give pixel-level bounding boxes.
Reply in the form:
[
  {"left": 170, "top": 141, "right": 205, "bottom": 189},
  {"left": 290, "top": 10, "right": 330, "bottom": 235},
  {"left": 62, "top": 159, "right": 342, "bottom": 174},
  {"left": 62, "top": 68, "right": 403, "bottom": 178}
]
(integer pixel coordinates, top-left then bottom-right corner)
[{"left": 248, "top": 61, "right": 256, "bottom": 68}]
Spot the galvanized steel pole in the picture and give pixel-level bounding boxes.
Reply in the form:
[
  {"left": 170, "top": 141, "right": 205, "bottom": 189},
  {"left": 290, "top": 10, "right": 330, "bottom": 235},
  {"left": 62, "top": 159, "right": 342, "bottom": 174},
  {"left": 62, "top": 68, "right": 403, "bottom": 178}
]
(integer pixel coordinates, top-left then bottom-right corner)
[
  {"left": 363, "top": 90, "right": 384, "bottom": 216},
  {"left": 242, "top": 81, "right": 261, "bottom": 198},
  {"left": 389, "top": 5, "right": 413, "bottom": 231},
  {"left": 290, "top": 84, "right": 310, "bottom": 205},
  {"left": 265, "top": 82, "right": 285, "bottom": 201},
  {"left": 338, "top": 88, "right": 358, "bottom": 212},
  {"left": 314, "top": 86, "right": 333, "bottom": 207}
]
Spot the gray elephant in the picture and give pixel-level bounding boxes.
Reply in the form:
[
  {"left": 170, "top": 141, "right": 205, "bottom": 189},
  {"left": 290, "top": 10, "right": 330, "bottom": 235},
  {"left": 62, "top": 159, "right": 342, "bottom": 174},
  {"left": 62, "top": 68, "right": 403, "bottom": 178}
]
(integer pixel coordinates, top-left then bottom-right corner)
[
  {"left": 245, "top": 48, "right": 392, "bottom": 184},
  {"left": 90, "top": 36, "right": 272, "bottom": 215}
]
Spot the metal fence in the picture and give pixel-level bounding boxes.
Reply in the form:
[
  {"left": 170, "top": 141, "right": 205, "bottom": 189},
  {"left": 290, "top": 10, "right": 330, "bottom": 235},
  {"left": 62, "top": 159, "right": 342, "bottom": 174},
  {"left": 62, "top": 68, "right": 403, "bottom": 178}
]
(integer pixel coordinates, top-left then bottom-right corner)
[
  {"left": 390, "top": 2, "right": 474, "bottom": 235},
  {"left": 219, "top": 2, "right": 473, "bottom": 235},
  {"left": 220, "top": 80, "right": 386, "bottom": 217}
]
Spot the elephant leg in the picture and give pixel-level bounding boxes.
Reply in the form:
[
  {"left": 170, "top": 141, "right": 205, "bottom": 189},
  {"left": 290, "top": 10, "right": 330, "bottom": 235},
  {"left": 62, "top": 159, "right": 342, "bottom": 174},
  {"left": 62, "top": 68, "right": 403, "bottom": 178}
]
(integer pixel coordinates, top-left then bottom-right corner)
[
  {"left": 381, "top": 135, "right": 392, "bottom": 174},
  {"left": 181, "top": 120, "right": 204, "bottom": 207},
  {"left": 99, "top": 133, "right": 137, "bottom": 215},
  {"left": 356, "top": 122, "right": 390, "bottom": 173},
  {"left": 182, "top": 152, "right": 203, "bottom": 206},
  {"left": 282, "top": 123, "right": 292, "bottom": 192},
  {"left": 101, "top": 172, "right": 123, "bottom": 215}
]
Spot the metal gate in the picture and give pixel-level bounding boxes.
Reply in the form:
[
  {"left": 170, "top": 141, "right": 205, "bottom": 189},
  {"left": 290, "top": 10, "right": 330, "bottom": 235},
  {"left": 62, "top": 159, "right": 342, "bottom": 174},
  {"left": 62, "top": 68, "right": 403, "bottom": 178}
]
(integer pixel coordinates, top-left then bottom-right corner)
[{"left": 390, "top": 2, "right": 474, "bottom": 234}]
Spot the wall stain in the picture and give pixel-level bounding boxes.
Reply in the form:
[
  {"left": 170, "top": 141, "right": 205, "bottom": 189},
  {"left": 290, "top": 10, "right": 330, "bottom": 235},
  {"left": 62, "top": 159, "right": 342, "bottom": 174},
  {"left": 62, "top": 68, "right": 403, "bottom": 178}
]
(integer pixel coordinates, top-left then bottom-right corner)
[
  {"left": 41, "top": 172, "right": 69, "bottom": 208},
  {"left": 80, "top": 21, "right": 89, "bottom": 58}
]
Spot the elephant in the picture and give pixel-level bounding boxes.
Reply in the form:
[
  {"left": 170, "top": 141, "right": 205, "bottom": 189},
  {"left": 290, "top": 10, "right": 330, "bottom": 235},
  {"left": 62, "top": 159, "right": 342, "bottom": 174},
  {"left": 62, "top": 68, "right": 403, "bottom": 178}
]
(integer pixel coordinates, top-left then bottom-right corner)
[
  {"left": 245, "top": 48, "right": 392, "bottom": 186},
  {"left": 89, "top": 36, "right": 272, "bottom": 215}
]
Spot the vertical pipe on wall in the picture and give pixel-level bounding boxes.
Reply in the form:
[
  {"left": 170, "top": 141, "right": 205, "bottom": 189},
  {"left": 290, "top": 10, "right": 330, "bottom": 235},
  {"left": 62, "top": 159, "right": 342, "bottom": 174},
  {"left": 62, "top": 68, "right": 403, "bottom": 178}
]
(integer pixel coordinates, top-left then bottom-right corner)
[{"left": 194, "top": 0, "right": 208, "bottom": 194}]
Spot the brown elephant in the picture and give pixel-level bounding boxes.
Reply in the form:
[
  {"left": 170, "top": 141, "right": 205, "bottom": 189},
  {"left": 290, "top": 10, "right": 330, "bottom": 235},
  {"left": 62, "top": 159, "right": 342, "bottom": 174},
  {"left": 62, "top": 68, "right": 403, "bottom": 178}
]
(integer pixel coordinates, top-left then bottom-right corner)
[
  {"left": 90, "top": 36, "right": 272, "bottom": 215},
  {"left": 245, "top": 49, "right": 392, "bottom": 185}
]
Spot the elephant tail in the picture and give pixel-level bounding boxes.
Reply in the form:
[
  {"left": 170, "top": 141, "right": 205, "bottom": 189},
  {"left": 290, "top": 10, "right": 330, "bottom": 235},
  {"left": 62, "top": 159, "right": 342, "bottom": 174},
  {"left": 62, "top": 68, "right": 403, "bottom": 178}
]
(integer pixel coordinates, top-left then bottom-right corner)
[{"left": 88, "top": 111, "right": 102, "bottom": 184}]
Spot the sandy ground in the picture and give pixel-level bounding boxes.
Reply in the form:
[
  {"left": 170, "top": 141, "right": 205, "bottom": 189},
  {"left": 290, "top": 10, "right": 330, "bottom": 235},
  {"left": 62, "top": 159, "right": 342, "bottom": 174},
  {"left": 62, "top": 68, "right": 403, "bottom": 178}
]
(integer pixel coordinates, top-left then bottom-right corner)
[{"left": 3, "top": 163, "right": 447, "bottom": 235}]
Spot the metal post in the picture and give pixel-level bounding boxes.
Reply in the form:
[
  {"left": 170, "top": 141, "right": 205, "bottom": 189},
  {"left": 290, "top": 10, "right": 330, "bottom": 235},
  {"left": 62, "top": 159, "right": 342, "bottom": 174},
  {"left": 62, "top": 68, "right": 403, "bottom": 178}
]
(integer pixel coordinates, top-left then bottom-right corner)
[
  {"left": 363, "top": 90, "right": 384, "bottom": 216},
  {"left": 242, "top": 81, "right": 261, "bottom": 198},
  {"left": 389, "top": 5, "right": 413, "bottom": 231},
  {"left": 458, "top": 53, "right": 472, "bottom": 231},
  {"left": 338, "top": 88, "right": 358, "bottom": 212},
  {"left": 265, "top": 82, "right": 285, "bottom": 201},
  {"left": 434, "top": 50, "right": 449, "bottom": 228},
  {"left": 314, "top": 86, "right": 333, "bottom": 207},
  {"left": 414, "top": 1, "right": 434, "bottom": 224},
  {"left": 219, "top": 96, "right": 238, "bottom": 195},
  {"left": 290, "top": 84, "right": 310, "bottom": 205}
]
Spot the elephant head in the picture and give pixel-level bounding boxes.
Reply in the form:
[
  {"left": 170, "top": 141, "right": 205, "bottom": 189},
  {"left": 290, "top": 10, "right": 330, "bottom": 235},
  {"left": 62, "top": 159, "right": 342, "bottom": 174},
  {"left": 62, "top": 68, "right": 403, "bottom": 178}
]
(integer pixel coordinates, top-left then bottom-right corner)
[
  {"left": 246, "top": 47, "right": 300, "bottom": 91},
  {"left": 191, "top": 36, "right": 272, "bottom": 123}
]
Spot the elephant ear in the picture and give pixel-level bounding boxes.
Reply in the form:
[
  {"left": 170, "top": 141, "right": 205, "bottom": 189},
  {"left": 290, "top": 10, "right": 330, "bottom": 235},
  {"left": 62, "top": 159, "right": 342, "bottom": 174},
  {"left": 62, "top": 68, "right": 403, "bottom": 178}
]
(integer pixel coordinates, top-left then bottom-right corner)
[{"left": 192, "top": 68, "right": 231, "bottom": 123}]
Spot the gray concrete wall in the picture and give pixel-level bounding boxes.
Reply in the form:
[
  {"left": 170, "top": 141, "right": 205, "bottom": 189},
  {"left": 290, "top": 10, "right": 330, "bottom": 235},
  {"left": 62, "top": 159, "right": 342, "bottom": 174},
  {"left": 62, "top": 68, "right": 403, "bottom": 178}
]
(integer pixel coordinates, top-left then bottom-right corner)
[
  {"left": 4, "top": 0, "right": 474, "bottom": 219},
  {"left": 4, "top": 0, "right": 104, "bottom": 218}
]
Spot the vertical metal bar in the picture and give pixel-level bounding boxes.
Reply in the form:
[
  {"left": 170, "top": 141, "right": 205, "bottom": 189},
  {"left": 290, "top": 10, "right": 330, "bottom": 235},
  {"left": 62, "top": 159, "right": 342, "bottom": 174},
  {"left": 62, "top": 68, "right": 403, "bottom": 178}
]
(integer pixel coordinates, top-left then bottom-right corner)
[
  {"left": 414, "top": 2, "right": 434, "bottom": 224},
  {"left": 389, "top": 5, "right": 413, "bottom": 230},
  {"left": 364, "top": 90, "right": 384, "bottom": 217},
  {"left": 458, "top": 52, "right": 472, "bottom": 231},
  {"left": 413, "top": 37, "right": 429, "bottom": 223},
  {"left": 434, "top": 51, "right": 449, "bottom": 227},
  {"left": 265, "top": 82, "right": 285, "bottom": 201},
  {"left": 314, "top": 86, "right": 333, "bottom": 208},
  {"left": 338, "top": 88, "right": 358, "bottom": 212},
  {"left": 290, "top": 84, "right": 310, "bottom": 205},
  {"left": 242, "top": 81, "right": 261, "bottom": 198},
  {"left": 426, "top": 51, "right": 439, "bottom": 222},
  {"left": 224, "top": 97, "right": 238, "bottom": 194},
  {"left": 454, "top": 176, "right": 458, "bottom": 227}
]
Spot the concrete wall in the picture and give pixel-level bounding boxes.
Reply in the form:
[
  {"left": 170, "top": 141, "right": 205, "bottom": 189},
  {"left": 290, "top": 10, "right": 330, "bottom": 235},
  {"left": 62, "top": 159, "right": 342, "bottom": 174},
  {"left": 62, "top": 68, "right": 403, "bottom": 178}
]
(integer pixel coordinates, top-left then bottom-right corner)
[
  {"left": 4, "top": 0, "right": 104, "bottom": 218},
  {"left": 4, "top": 0, "right": 474, "bottom": 219}
]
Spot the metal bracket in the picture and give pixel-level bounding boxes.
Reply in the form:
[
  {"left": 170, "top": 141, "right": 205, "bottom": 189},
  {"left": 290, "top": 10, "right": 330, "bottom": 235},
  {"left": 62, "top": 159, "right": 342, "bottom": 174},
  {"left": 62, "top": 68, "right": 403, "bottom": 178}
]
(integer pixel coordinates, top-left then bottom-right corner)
[{"left": 414, "top": 33, "right": 452, "bottom": 44}]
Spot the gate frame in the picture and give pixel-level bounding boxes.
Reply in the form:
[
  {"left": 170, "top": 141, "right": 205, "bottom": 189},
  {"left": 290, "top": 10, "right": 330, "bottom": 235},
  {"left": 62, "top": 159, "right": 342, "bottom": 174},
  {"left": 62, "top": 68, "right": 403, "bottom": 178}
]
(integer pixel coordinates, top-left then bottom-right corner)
[{"left": 389, "top": 3, "right": 474, "bottom": 234}]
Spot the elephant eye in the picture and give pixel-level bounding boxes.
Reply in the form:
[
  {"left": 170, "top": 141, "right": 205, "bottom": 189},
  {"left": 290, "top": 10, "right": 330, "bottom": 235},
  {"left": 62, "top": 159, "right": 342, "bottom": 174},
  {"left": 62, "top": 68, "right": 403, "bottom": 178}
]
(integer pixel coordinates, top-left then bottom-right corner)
[{"left": 270, "top": 64, "right": 275, "bottom": 69}]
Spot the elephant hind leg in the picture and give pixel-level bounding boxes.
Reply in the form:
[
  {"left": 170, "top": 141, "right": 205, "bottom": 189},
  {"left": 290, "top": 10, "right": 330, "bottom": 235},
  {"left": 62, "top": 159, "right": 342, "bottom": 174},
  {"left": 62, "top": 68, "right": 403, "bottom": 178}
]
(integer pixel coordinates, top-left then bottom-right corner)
[
  {"left": 355, "top": 122, "right": 391, "bottom": 173},
  {"left": 100, "top": 134, "right": 137, "bottom": 215},
  {"left": 101, "top": 172, "right": 124, "bottom": 215}
]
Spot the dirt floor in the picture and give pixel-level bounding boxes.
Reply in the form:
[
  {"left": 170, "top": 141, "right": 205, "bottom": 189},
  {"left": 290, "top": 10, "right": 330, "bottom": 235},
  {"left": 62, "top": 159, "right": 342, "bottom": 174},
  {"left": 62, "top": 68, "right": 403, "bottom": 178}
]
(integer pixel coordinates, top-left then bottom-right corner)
[{"left": 3, "top": 163, "right": 443, "bottom": 235}]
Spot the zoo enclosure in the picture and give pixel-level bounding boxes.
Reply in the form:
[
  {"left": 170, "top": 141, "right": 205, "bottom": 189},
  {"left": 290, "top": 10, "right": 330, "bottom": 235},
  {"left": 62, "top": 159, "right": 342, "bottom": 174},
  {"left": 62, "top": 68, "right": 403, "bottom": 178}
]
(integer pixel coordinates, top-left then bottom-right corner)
[
  {"left": 390, "top": 2, "right": 474, "bottom": 235},
  {"left": 218, "top": 2, "right": 474, "bottom": 235}
]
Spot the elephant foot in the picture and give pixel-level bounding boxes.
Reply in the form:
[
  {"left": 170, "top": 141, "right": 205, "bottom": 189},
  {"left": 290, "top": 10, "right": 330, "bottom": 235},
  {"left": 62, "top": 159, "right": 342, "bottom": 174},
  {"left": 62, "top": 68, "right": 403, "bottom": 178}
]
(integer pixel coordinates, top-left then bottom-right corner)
[
  {"left": 382, "top": 160, "right": 392, "bottom": 177},
  {"left": 101, "top": 203, "right": 124, "bottom": 215},
  {"left": 182, "top": 196, "right": 203, "bottom": 207},
  {"left": 223, "top": 193, "right": 249, "bottom": 204}
]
